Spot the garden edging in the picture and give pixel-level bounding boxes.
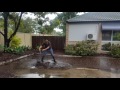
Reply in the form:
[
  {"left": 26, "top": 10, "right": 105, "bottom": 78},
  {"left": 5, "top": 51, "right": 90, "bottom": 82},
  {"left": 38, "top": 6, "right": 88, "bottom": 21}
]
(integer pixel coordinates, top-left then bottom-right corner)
[
  {"left": 36, "top": 53, "right": 82, "bottom": 57},
  {"left": 0, "top": 53, "right": 34, "bottom": 66}
]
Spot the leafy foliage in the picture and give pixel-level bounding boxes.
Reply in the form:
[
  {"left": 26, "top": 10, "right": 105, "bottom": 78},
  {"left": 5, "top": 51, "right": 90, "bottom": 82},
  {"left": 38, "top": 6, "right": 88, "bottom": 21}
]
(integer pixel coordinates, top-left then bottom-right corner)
[
  {"left": 109, "top": 44, "right": 120, "bottom": 58},
  {"left": 0, "top": 12, "right": 24, "bottom": 47},
  {"left": 17, "top": 17, "right": 37, "bottom": 33},
  {"left": 113, "top": 32, "right": 120, "bottom": 41},
  {"left": 53, "top": 12, "right": 79, "bottom": 36},
  {"left": 102, "top": 42, "right": 111, "bottom": 51},
  {"left": 65, "top": 45, "right": 76, "bottom": 55},
  {"left": 65, "top": 40, "right": 99, "bottom": 56},
  {"left": 8, "top": 30, "right": 21, "bottom": 48},
  {"left": 0, "top": 45, "right": 4, "bottom": 52},
  {"left": 4, "top": 46, "right": 31, "bottom": 55}
]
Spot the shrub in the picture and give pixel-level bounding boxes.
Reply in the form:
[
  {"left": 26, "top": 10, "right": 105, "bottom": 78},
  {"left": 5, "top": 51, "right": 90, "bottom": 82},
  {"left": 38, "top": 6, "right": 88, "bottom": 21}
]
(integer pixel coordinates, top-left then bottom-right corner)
[
  {"left": 102, "top": 42, "right": 111, "bottom": 51},
  {"left": 109, "top": 44, "right": 120, "bottom": 58},
  {"left": 9, "top": 30, "right": 21, "bottom": 48},
  {"left": 65, "top": 40, "right": 99, "bottom": 56},
  {"left": 0, "top": 45, "right": 4, "bottom": 52},
  {"left": 75, "top": 41, "right": 98, "bottom": 56},
  {"left": 36, "top": 45, "right": 40, "bottom": 50},
  {"left": 4, "top": 46, "right": 31, "bottom": 55},
  {"left": 65, "top": 45, "right": 76, "bottom": 55}
]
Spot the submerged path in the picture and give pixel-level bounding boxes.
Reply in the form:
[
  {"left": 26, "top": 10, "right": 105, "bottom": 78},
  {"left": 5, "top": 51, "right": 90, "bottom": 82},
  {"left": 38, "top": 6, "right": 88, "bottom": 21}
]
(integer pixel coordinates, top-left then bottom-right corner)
[{"left": 0, "top": 54, "right": 120, "bottom": 78}]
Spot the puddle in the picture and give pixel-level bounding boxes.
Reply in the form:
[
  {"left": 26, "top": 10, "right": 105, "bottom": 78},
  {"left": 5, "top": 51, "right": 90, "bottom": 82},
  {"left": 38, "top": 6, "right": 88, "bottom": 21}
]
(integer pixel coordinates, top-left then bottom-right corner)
[
  {"left": 0, "top": 55, "right": 120, "bottom": 78},
  {"left": 20, "top": 73, "right": 63, "bottom": 78}
]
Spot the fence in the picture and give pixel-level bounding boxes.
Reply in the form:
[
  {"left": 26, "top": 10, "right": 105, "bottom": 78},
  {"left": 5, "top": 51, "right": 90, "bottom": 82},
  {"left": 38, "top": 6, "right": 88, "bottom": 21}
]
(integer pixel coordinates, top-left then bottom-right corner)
[
  {"left": 0, "top": 32, "right": 32, "bottom": 47},
  {"left": 0, "top": 33, "right": 65, "bottom": 51},
  {"left": 32, "top": 36, "right": 65, "bottom": 51}
]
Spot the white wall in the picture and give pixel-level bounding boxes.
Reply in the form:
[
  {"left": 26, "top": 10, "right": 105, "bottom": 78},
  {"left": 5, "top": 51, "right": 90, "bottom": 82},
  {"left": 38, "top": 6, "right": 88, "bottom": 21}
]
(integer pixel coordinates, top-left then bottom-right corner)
[{"left": 68, "top": 23, "right": 99, "bottom": 41}]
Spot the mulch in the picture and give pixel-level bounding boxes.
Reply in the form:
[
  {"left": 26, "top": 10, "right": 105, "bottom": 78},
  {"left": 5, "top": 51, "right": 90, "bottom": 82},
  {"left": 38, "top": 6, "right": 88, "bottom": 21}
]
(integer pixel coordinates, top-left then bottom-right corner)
[{"left": 0, "top": 50, "right": 37, "bottom": 62}]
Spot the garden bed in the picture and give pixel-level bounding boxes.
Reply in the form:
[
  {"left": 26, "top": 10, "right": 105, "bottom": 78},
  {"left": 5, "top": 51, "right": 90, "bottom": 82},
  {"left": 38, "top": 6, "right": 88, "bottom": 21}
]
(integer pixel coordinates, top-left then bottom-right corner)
[{"left": 0, "top": 50, "right": 36, "bottom": 62}]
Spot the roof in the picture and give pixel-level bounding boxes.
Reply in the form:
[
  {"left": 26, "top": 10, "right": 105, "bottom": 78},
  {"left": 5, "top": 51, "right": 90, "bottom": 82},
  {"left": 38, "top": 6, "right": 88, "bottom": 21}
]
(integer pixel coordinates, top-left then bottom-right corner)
[{"left": 67, "top": 12, "right": 120, "bottom": 23}]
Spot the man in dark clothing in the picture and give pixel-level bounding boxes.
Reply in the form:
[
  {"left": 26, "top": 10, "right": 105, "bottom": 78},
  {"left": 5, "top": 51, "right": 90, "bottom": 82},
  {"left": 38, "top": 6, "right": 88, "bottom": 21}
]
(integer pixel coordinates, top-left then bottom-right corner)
[{"left": 38, "top": 39, "right": 56, "bottom": 63}]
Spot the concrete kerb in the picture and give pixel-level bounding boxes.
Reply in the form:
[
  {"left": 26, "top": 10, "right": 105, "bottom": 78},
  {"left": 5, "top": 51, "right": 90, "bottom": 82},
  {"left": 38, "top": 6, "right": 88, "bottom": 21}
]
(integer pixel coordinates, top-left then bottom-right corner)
[
  {"left": 36, "top": 53, "right": 82, "bottom": 58},
  {"left": 0, "top": 53, "right": 82, "bottom": 66},
  {"left": 0, "top": 53, "right": 34, "bottom": 66}
]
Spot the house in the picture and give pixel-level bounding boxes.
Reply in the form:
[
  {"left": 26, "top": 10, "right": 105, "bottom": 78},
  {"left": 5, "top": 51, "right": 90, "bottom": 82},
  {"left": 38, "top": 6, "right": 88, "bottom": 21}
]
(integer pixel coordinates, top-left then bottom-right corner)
[{"left": 66, "top": 12, "right": 120, "bottom": 52}]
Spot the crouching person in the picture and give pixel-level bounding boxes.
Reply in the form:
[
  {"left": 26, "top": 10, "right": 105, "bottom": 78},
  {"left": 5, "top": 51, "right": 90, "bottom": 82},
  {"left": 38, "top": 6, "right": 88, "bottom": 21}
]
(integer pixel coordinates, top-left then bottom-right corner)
[{"left": 38, "top": 39, "right": 56, "bottom": 64}]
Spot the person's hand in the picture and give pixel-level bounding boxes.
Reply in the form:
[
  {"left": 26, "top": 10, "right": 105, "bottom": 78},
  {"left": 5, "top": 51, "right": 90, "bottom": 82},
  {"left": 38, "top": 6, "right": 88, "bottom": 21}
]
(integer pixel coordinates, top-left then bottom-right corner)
[
  {"left": 39, "top": 48, "right": 41, "bottom": 52},
  {"left": 39, "top": 46, "right": 42, "bottom": 51},
  {"left": 42, "top": 49, "right": 45, "bottom": 51}
]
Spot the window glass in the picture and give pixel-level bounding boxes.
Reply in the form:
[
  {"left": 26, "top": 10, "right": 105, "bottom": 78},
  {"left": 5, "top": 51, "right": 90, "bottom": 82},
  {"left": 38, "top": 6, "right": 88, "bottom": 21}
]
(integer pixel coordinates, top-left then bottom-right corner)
[
  {"left": 102, "top": 31, "right": 112, "bottom": 41},
  {"left": 113, "top": 31, "right": 120, "bottom": 41}
]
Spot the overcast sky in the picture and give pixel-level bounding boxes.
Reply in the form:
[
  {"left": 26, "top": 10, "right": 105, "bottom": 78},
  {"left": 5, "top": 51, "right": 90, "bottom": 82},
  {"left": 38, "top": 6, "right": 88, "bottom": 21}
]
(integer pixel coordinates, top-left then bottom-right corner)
[{"left": 25, "top": 12, "right": 85, "bottom": 32}]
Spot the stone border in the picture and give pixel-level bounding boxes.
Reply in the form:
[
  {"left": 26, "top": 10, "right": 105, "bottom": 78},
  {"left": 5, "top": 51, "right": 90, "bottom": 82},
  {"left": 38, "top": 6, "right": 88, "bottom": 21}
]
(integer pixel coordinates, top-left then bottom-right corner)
[
  {"left": 0, "top": 53, "right": 34, "bottom": 66},
  {"left": 36, "top": 53, "right": 82, "bottom": 58},
  {"left": 76, "top": 68, "right": 99, "bottom": 71},
  {"left": 0, "top": 53, "right": 82, "bottom": 66},
  {"left": 54, "top": 54, "right": 82, "bottom": 57}
]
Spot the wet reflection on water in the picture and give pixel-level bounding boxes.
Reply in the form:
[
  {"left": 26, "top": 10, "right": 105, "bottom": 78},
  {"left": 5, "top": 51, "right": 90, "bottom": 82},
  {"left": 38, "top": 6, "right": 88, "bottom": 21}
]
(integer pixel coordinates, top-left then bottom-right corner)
[
  {"left": 20, "top": 73, "right": 63, "bottom": 78},
  {"left": 0, "top": 55, "right": 120, "bottom": 78}
]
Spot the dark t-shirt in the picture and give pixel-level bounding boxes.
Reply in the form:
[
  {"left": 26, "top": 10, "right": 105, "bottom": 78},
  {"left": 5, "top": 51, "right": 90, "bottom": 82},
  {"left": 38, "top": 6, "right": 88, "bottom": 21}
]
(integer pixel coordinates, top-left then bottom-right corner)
[{"left": 42, "top": 41, "right": 52, "bottom": 50}]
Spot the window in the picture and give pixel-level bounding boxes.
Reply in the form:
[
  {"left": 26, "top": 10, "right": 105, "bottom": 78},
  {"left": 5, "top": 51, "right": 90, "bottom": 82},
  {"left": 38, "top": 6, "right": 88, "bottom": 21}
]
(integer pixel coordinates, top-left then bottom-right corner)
[
  {"left": 102, "top": 31, "right": 112, "bottom": 41},
  {"left": 113, "top": 31, "right": 120, "bottom": 41}
]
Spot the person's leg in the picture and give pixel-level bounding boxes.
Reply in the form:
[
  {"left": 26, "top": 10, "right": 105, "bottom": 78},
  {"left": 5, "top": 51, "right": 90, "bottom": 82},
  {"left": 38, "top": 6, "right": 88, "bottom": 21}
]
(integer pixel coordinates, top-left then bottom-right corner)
[
  {"left": 41, "top": 50, "right": 47, "bottom": 62},
  {"left": 49, "top": 48, "right": 56, "bottom": 63}
]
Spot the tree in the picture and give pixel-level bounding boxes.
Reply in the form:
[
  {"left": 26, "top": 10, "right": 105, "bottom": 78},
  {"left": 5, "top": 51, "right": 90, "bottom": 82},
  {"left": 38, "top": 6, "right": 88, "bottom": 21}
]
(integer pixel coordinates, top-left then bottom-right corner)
[
  {"left": 17, "top": 17, "right": 37, "bottom": 33},
  {"left": 52, "top": 12, "right": 79, "bottom": 36},
  {"left": 38, "top": 24, "right": 54, "bottom": 35},
  {"left": 0, "top": 12, "right": 24, "bottom": 47},
  {"left": 9, "top": 29, "right": 21, "bottom": 48},
  {"left": 0, "top": 12, "right": 55, "bottom": 48},
  {"left": 34, "top": 12, "right": 56, "bottom": 35}
]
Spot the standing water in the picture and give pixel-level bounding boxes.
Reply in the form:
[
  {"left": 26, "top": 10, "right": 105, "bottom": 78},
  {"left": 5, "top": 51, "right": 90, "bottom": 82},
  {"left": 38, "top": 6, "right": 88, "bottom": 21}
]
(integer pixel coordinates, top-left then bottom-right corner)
[{"left": 0, "top": 55, "right": 120, "bottom": 78}]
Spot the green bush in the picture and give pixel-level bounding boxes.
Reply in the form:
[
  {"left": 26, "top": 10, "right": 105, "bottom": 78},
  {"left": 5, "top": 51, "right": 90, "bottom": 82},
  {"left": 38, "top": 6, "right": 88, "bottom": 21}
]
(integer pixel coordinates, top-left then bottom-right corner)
[
  {"left": 109, "top": 44, "right": 120, "bottom": 58},
  {"left": 36, "top": 45, "right": 40, "bottom": 50},
  {"left": 75, "top": 41, "right": 98, "bottom": 56},
  {"left": 65, "top": 40, "right": 99, "bottom": 56},
  {"left": 102, "top": 42, "right": 111, "bottom": 51},
  {"left": 65, "top": 45, "right": 76, "bottom": 55},
  {"left": 0, "top": 45, "right": 4, "bottom": 52},
  {"left": 4, "top": 46, "right": 31, "bottom": 55},
  {"left": 9, "top": 30, "right": 21, "bottom": 48}
]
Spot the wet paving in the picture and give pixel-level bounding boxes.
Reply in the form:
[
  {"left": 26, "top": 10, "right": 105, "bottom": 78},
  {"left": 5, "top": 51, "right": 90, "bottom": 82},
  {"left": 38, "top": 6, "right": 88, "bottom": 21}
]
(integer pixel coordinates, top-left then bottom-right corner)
[{"left": 0, "top": 54, "right": 120, "bottom": 78}]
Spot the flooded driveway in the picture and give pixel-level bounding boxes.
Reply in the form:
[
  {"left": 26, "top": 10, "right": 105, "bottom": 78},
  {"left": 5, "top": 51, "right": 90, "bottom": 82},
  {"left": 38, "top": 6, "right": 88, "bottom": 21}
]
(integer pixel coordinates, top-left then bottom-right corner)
[{"left": 0, "top": 54, "right": 120, "bottom": 78}]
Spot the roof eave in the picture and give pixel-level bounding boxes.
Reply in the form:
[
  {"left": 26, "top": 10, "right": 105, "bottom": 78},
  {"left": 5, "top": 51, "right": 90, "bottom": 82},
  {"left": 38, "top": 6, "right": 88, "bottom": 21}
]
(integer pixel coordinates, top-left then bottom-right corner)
[{"left": 66, "top": 20, "right": 120, "bottom": 23}]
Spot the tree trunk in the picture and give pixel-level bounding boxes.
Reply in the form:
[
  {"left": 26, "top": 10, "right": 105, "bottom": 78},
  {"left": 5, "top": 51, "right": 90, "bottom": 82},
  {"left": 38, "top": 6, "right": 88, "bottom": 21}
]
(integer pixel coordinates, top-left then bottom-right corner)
[
  {"left": 3, "top": 12, "right": 9, "bottom": 47},
  {"left": 8, "top": 12, "right": 23, "bottom": 43},
  {"left": 3, "top": 12, "right": 23, "bottom": 48}
]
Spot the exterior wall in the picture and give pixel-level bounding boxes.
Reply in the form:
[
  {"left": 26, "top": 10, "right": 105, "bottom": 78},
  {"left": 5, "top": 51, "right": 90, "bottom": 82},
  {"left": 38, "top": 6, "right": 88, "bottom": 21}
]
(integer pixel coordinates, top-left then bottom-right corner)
[
  {"left": 66, "top": 23, "right": 103, "bottom": 53},
  {"left": 66, "top": 23, "right": 69, "bottom": 46},
  {"left": 67, "top": 23, "right": 100, "bottom": 45},
  {"left": 68, "top": 23, "right": 99, "bottom": 42},
  {"left": 97, "top": 23, "right": 102, "bottom": 53}
]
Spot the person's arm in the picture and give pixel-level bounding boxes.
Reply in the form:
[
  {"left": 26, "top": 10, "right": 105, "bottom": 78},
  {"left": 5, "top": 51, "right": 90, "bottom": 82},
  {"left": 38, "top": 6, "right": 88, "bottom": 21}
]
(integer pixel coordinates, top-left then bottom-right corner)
[
  {"left": 39, "top": 42, "right": 45, "bottom": 51},
  {"left": 39, "top": 45, "right": 42, "bottom": 51},
  {"left": 42, "top": 46, "right": 50, "bottom": 51}
]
